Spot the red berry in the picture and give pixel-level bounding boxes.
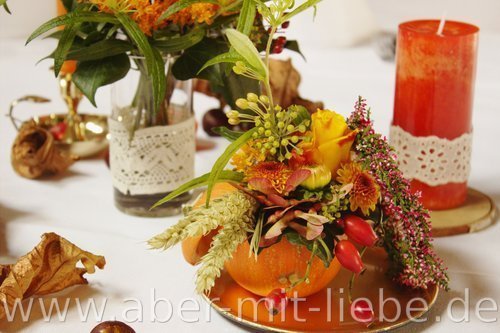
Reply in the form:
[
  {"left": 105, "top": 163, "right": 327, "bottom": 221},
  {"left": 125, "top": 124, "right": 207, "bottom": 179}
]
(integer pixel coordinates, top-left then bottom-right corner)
[
  {"left": 49, "top": 122, "right": 67, "bottom": 141},
  {"left": 351, "top": 299, "right": 375, "bottom": 325},
  {"left": 277, "top": 36, "right": 287, "bottom": 45},
  {"left": 334, "top": 240, "right": 363, "bottom": 273},
  {"left": 281, "top": 21, "right": 290, "bottom": 29},
  {"left": 272, "top": 44, "right": 283, "bottom": 54},
  {"left": 264, "top": 288, "right": 288, "bottom": 315},
  {"left": 340, "top": 215, "right": 378, "bottom": 247}
]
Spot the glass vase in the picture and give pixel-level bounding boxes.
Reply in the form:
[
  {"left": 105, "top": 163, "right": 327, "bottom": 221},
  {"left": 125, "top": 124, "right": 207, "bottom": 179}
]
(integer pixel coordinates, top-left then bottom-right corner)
[{"left": 109, "top": 55, "right": 195, "bottom": 217}]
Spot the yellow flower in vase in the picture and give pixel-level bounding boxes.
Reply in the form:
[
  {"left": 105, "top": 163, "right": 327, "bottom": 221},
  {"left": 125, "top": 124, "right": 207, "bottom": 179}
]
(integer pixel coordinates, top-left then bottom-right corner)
[{"left": 337, "top": 162, "right": 380, "bottom": 215}]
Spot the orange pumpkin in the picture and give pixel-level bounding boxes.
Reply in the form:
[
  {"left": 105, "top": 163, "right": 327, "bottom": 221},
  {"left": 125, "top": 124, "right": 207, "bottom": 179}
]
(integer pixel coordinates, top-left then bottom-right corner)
[{"left": 182, "top": 183, "right": 341, "bottom": 297}]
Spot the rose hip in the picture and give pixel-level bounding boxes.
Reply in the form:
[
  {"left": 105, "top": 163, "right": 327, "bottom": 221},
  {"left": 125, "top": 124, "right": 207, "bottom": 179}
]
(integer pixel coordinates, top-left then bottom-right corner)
[
  {"left": 340, "top": 215, "right": 378, "bottom": 247},
  {"left": 334, "top": 240, "right": 364, "bottom": 273}
]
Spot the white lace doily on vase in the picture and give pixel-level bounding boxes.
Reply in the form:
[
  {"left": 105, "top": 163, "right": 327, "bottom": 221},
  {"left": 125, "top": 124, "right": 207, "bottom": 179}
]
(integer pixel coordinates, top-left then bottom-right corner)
[
  {"left": 389, "top": 125, "right": 472, "bottom": 186},
  {"left": 108, "top": 117, "right": 195, "bottom": 195}
]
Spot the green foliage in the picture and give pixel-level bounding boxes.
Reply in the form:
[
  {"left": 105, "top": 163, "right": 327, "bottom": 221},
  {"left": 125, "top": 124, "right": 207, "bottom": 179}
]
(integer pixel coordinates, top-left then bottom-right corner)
[
  {"left": 226, "top": 29, "right": 267, "bottom": 78},
  {"left": 152, "top": 29, "right": 205, "bottom": 53},
  {"left": 152, "top": 170, "right": 244, "bottom": 209},
  {"left": 116, "top": 13, "right": 165, "bottom": 113},
  {"left": 53, "top": 23, "right": 79, "bottom": 76},
  {"left": 1, "top": 0, "right": 11, "bottom": 14},
  {"left": 66, "top": 40, "right": 134, "bottom": 62},
  {"left": 174, "top": 37, "right": 259, "bottom": 108},
  {"left": 26, "top": 11, "right": 119, "bottom": 44},
  {"left": 205, "top": 128, "right": 258, "bottom": 206},
  {"left": 212, "top": 127, "right": 245, "bottom": 141},
  {"left": 237, "top": 0, "right": 257, "bottom": 35},
  {"left": 72, "top": 53, "right": 130, "bottom": 106}
]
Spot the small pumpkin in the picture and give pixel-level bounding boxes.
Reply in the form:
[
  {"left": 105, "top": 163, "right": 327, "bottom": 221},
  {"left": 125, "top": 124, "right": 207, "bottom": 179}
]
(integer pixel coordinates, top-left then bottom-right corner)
[{"left": 182, "top": 183, "right": 341, "bottom": 297}]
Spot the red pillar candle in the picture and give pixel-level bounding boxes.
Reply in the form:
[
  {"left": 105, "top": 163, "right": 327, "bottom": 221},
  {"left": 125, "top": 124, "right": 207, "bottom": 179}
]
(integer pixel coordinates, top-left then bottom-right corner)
[{"left": 391, "top": 20, "right": 479, "bottom": 210}]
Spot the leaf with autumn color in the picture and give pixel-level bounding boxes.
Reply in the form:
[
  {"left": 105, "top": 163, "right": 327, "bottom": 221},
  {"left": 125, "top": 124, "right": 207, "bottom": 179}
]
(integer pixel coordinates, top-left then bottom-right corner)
[{"left": 0, "top": 233, "right": 105, "bottom": 320}]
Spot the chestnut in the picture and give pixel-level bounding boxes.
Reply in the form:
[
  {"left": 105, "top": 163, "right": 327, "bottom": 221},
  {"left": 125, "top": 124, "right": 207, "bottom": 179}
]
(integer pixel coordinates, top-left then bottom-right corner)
[{"left": 90, "top": 321, "right": 135, "bottom": 333}]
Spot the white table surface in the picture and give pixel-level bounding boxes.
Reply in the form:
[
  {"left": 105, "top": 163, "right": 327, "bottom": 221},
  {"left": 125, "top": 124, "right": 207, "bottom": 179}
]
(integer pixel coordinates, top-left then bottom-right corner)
[{"left": 1, "top": 34, "right": 500, "bottom": 332}]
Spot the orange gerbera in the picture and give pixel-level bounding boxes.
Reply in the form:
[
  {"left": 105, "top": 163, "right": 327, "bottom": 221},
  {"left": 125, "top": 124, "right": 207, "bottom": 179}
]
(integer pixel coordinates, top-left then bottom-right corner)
[{"left": 337, "top": 162, "right": 380, "bottom": 215}]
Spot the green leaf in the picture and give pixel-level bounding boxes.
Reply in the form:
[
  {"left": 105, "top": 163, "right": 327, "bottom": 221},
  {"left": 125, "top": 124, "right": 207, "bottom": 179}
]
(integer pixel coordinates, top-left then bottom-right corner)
[
  {"left": 62, "top": 0, "right": 76, "bottom": 12},
  {"left": 157, "top": 0, "right": 217, "bottom": 23},
  {"left": 289, "top": 105, "right": 311, "bottom": 126},
  {"left": 151, "top": 170, "right": 244, "bottom": 209},
  {"left": 212, "top": 127, "right": 245, "bottom": 141},
  {"left": 1, "top": 0, "right": 11, "bottom": 14},
  {"left": 284, "top": 40, "right": 305, "bottom": 60},
  {"left": 285, "top": 232, "right": 331, "bottom": 267},
  {"left": 217, "top": 65, "right": 260, "bottom": 109},
  {"left": 205, "top": 127, "right": 257, "bottom": 206},
  {"left": 225, "top": 29, "right": 267, "bottom": 78},
  {"left": 198, "top": 50, "right": 244, "bottom": 74},
  {"left": 282, "top": 0, "right": 323, "bottom": 23},
  {"left": 152, "top": 29, "right": 204, "bottom": 53},
  {"left": 72, "top": 53, "right": 130, "bottom": 106},
  {"left": 117, "top": 13, "right": 165, "bottom": 113},
  {"left": 27, "top": 11, "right": 119, "bottom": 44},
  {"left": 236, "top": 0, "right": 256, "bottom": 35},
  {"left": 53, "top": 23, "right": 79, "bottom": 76},
  {"left": 66, "top": 39, "right": 134, "bottom": 62}
]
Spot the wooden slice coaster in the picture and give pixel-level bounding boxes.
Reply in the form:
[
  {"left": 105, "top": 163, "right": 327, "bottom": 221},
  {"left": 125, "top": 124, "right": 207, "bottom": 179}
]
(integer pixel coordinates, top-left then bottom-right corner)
[{"left": 430, "top": 188, "right": 498, "bottom": 237}]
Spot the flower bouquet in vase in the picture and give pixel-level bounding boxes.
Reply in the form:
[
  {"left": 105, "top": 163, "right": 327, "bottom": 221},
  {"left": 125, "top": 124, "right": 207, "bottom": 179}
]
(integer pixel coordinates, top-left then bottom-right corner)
[
  {"left": 149, "top": 0, "right": 448, "bottom": 327},
  {"left": 27, "top": 0, "right": 299, "bottom": 216}
]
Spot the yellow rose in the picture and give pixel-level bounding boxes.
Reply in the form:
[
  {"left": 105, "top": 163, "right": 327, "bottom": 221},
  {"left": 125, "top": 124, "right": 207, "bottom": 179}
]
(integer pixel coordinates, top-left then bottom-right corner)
[{"left": 302, "top": 109, "right": 356, "bottom": 175}]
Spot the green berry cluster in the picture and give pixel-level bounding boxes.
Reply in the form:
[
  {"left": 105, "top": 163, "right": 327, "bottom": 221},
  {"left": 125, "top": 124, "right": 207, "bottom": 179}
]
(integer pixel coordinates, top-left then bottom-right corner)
[
  {"left": 227, "top": 93, "right": 311, "bottom": 161},
  {"left": 320, "top": 185, "right": 350, "bottom": 221}
]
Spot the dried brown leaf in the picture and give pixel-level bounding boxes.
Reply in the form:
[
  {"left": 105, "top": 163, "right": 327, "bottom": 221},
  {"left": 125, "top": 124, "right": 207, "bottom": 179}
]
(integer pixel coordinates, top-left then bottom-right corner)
[
  {"left": 0, "top": 233, "right": 105, "bottom": 320},
  {"left": 11, "top": 121, "right": 78, "bottom": 179}
]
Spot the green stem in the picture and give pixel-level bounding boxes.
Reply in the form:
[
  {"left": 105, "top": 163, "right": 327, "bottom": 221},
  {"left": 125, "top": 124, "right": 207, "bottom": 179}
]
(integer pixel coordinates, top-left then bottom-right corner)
[
  {"left": 289, "top": 240, "right": 318, "bottom": 290},
  {"left": 263, "top": 26, "right": 277, "bottom": 112},
  {"left": 347, "top": 246, "right": 368, "bottom": 304}
]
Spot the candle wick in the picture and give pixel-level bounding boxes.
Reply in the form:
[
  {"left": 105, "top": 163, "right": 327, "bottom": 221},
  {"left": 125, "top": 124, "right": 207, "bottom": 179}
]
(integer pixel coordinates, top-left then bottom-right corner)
[{"left": 437, "top": 12, "right": 447, "bottom": 35}]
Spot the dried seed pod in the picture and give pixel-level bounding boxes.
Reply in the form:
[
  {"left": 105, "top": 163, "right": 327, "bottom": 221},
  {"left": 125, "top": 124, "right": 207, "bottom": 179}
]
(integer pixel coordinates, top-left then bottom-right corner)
[{"left": 11, "top": 121, "right": 78, "bottom": 179}]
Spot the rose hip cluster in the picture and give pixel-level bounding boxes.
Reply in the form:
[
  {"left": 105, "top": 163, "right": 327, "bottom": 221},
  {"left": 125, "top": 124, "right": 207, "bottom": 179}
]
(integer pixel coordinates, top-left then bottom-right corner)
[
  {"left": 270, "top": 21, "right": 290, "bottom": 54},
  {"left": 335, "top": 214, "right": 378, "bottom": 274}
]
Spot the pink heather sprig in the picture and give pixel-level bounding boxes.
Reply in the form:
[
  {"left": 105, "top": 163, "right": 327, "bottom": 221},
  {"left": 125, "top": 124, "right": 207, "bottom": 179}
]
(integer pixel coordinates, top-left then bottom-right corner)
[{"left": 348, "top": 96, "right": 449, "bottom": 290}]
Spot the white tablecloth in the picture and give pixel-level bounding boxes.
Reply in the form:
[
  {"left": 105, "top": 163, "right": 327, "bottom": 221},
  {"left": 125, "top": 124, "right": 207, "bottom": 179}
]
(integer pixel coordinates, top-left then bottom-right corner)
[{"left": 1, "top": 35, "right": 500, "bottom": 332}]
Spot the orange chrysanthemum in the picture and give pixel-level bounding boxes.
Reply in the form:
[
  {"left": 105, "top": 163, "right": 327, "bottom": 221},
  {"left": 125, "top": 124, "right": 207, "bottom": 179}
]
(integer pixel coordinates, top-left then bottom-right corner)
[
  {"left": 231, "top": 143, "right": 266, "bottom": 173},
  {"left": 337, "top": 162, "right": 380, "bottom": 215},
  {"left": 247, "top": 161, "right": 293, "bottom": 194},
  {"left": 86, "top": 0, "right": 218, "bottom": 35}
]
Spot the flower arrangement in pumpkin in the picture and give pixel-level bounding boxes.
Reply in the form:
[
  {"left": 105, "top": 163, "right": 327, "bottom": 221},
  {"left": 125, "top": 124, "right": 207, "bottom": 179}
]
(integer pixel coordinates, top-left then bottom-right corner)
[{"left": 149, "top": 0, "right": 448, "bottom": 320}]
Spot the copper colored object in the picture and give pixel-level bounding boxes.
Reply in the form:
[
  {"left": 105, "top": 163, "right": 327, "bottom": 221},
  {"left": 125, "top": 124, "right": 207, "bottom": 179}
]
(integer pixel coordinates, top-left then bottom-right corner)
[{"left": 8, "top": 92, "right": 108, "bottom": 158}]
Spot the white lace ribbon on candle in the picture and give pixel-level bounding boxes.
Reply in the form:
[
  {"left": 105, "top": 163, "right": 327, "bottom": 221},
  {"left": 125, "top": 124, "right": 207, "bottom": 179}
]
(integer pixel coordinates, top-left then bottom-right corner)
[
  {"left": 389, "top": 125, "right": 472, "bottom": 186},
  {"left": 109, "top": 117, "right": 195, "bottom": 195}
]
